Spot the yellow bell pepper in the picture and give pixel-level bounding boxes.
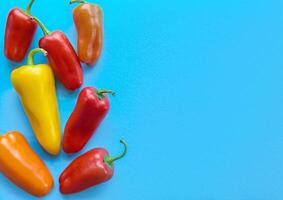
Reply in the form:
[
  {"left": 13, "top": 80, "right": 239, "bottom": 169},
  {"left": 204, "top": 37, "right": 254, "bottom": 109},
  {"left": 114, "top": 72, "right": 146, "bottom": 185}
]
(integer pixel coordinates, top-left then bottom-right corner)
[{"left": 11, "top": 48, "right": 61, "bottom": 155}]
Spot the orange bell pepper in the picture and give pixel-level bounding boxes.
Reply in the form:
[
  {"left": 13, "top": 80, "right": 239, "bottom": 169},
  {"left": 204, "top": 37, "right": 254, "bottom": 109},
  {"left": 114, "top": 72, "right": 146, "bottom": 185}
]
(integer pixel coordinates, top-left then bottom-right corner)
[
  {"left": 0, "top": 131, "right": 54, "bottom": 197},
  {"left": 70, "top": 0, "right": 103, "bottom": 66}
]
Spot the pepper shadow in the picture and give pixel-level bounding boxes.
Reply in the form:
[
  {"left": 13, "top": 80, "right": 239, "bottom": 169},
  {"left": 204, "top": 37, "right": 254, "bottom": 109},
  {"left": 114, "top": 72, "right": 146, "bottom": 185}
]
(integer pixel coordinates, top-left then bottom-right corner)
[
  {"left": 5, "top": 58, "right": 23, "bottom": 71},
  {"left": 60, "top": 180, "right": 113, "bottom": 200},
  {"left": 59, "top": 148, "right": 81, "bottom": 162},
  {"left": 30, "top": 139, "right": 60, "bottom": 161},
  {"left": 55, "top": 78, "right": 81, "bottom": 100},
  {"left": 82, "top": 56, "right": 104, "bottom": 74}
]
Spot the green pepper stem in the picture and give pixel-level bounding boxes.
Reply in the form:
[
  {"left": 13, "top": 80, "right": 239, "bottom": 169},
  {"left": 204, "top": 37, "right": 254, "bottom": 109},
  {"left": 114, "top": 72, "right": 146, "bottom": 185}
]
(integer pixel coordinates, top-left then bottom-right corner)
[
  {"left": 69, "top": 0, "right": 87, "bottom": 4},
  {"left": 104, "top": 140, "right": 128, "bottom": 168},
  {"left": 30, "top": 16, "right": 51, "bottom": 36},
  {"left": 95, "top": 89, "right": 116, "bottom": 100},
  {"left": 25, "top": 0, "right": 35, "bottom": 15},
  {"left": 27, "top": 48, "right": 47, "bottom": 65}
]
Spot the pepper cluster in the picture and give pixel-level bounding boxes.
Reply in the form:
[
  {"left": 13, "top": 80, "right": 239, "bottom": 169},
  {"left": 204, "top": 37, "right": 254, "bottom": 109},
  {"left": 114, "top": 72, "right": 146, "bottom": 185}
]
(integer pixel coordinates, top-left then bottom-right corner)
[{"left": 2, "top": 0, "right": 128, "bottom": 197}]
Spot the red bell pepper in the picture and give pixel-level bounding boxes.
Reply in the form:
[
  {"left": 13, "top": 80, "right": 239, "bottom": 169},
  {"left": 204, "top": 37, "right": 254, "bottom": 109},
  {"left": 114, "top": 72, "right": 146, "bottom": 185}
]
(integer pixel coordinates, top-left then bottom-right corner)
[
  {"left": 31, "top": 16, "right": 83, "bottom": 90},
  {"left": 59, "top": 140, "right": 128, "bottom": 194},
  {"left": 4, "top": 0, "right": 37, "bottom": 62},
  {"left": 63, "top": 87, "right": 115, "bottom": 153}
]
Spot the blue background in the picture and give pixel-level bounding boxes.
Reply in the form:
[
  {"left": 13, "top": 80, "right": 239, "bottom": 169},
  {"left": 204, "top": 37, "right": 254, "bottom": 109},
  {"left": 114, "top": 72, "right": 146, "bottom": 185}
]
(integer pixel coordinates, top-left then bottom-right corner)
[{"left": 0, "top": 0, "right": 283, "bottom": 199}]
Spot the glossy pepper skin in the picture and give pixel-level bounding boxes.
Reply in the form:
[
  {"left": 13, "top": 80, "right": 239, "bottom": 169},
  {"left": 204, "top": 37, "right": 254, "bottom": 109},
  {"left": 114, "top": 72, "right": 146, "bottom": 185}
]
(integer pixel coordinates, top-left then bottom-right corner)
[
  {"left": 63, "top": 87, "right": 115, "bottom": 153},
  {"left": 4, "top": 0, "right": 37, "bottom": 62},
  {"left": 71, "top": 0, "right": 103, "bottom": 66},
  {"left": 0, "top": 131, "right": 53, "bottom": 197},
  {"left": 11, "top": 48, "right": 61, "bottom": 155},
  {"left": 32, "top": 16, "right": 83, "bottom": 90},
  {"left": 60, "top": 140, "right": 128, "bottom": 194}
]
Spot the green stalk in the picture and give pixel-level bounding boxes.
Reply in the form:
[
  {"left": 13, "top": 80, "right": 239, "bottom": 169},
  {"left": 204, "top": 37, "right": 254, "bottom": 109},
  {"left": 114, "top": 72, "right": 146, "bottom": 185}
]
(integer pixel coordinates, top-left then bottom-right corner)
[
  {"left": 104, "top": 140, "right": 128, "bottom": 168},
  {"left": 95, "top": 89, "right": 116, "bottom": 100},
  {"left": 27, "top": 48, "right": 47, "bottom": 65},
  {"left": 69, "top": 0, "right": 87, "bottom": 4},
  {"left": 30, "top": 16, "right": 51, "bottom": 36},
  {"left": 25, "top": 0, "right": 35, "bottom": 15}
]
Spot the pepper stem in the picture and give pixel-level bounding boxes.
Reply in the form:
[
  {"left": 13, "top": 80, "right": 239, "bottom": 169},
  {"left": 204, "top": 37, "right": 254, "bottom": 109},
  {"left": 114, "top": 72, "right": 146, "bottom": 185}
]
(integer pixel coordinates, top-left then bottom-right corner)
[
  {"left": 69, "top": 0, "right": 87, "bottom": 4},
  {"left": 30, "top": 16, "right": 51, "bottom": 36},
  {"left": 27, "top": 48, "right": 47, "bottom": 65},
  {"left": 25, "top": 0, "right": 35, "bottom": 15},
  {"left": 95, "top": 89, "right": 116, "bottom": 100},
  {"left": 104, "top": 140, "right": 128, "bottom": 168}
]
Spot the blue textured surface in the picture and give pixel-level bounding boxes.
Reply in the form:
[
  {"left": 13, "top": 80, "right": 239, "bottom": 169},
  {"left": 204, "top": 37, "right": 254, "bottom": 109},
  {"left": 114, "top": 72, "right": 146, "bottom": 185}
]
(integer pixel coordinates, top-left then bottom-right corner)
[{"left": 0, "top": 0, "right": 283, "bottom": 199}]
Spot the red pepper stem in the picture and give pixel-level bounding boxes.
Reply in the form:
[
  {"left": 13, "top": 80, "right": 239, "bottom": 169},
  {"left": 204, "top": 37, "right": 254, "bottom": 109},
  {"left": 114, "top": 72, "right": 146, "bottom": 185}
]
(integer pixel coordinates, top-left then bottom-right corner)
[
  {"left": 27, "top": 48, "right": 47, "bottom": 65},
  {"left": 30, "top": 16, "right": 51, "bottom": 36},
  {"left": 95, "top": 89, "right": 116, "bottom": 99},
  {"left": 25, "top": 0, "right": 35, "bottom": 15},
  {"left": 104, "top": 140, "right": 128, "bottom": 168},
  {"left": 69, "top": 0, "right": 87, "bottom": 4}
]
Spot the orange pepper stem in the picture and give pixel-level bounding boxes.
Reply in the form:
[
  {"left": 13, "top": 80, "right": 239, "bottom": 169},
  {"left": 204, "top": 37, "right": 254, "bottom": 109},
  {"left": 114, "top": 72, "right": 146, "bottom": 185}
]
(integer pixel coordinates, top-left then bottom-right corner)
[
  {"left": 104, "top": 140, "right": 128, "bottom": 168},
  {"left": 95, "top": 89, "right": 116, "bottom": 100},
  {"left": 25, "top": 0, "right": 35, "bottom": 15},
  {"left": 27, "top": 48, "right": 47, "bottom": 65},
  {"left": 70, "top": 0, "right": 87, "bottom": 4},
  {"left": 30, "top": 16, "right": 51, "bottom": 36}
]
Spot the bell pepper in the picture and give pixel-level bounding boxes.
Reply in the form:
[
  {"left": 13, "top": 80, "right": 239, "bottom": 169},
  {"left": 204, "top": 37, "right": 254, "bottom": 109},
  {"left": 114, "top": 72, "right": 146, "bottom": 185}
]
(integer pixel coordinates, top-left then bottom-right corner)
[
  {"left": 63, "top": 87, "right": 115, "bottom": 154},
  {"left": 70, "top": 0, "right": 103, "bottom": 66},
  {"left": 11, "top": 48, "right": 61, "bottom": 155},
  {"left": 60, "top": 140, "right": 128, "bottom": 194},
  {"left": 31, "top": 16, "right": 83, "bottom": 90},
  {"left": 0, "top": 131, "right": 53, "bottom": 197},
  {"left": 4, "top": 0, "right": 37, "bottom": 62}
]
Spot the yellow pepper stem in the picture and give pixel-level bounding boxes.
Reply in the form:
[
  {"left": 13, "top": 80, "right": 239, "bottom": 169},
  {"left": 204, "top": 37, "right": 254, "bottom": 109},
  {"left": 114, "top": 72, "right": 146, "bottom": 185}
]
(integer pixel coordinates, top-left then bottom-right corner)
[{"left": 27, "top": 48, "right": 47, "bottom": 65}]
